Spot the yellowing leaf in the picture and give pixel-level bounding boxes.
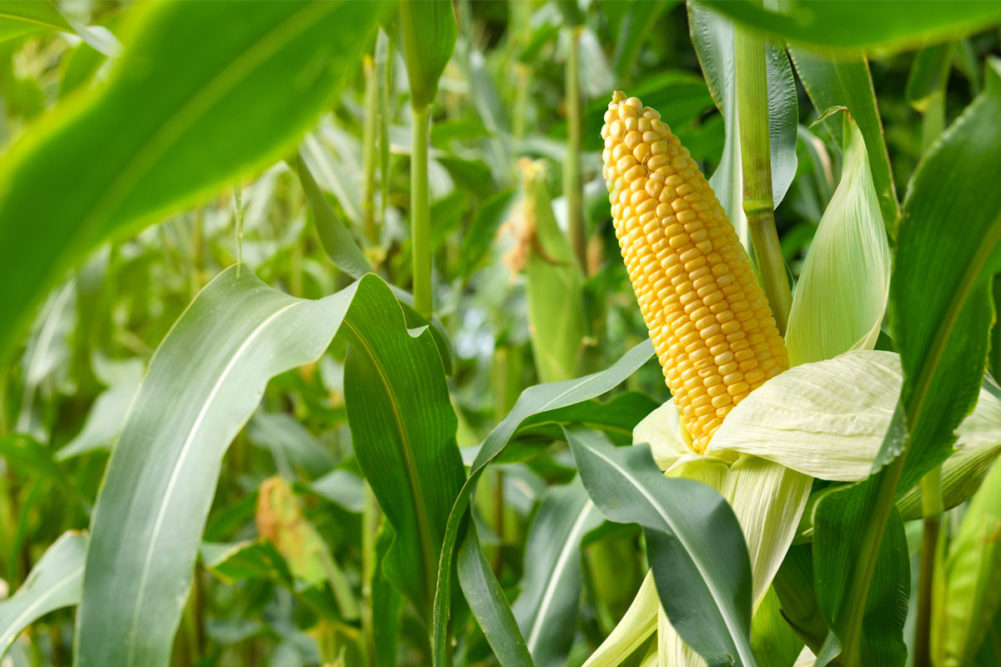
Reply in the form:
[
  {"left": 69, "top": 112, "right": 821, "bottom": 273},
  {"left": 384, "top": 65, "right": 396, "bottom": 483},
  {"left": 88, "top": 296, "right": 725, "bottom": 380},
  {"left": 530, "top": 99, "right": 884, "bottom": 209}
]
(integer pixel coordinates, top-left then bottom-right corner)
[{"left": 785, "top": 117, "right": 891, "bottom": 366}]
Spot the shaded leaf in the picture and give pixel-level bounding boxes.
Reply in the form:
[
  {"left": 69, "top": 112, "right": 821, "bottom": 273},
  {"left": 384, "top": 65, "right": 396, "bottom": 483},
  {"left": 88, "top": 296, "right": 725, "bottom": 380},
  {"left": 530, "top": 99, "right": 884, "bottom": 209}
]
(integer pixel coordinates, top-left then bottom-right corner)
[{"left": 399, "top": 0, "right": 456, "bottom": 110}]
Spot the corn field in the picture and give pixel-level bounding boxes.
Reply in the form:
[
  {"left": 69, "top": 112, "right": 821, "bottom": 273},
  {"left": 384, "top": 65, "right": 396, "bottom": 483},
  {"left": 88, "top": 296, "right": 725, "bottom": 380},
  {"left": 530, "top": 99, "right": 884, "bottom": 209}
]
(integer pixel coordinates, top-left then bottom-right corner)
[{"left": 2, "top": 1, "right": 1001, "bottom": 666}]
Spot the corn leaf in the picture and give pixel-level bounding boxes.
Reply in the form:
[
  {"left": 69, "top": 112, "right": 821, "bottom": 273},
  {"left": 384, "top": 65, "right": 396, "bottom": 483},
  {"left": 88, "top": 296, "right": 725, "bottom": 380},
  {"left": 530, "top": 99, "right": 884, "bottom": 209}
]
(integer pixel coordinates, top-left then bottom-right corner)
[
  {"left": 566, "top": 427, "right": 756, "bottom": 667},
  {"left": 785, "top": 117, "right": 890, "bottom": 366},
  {"left": 0, "top": 0, "right": 386, "bottom": 366},
  {"left": 700, "top": 1, "right": 1001, "bottom": 53},
  {"left": 431, "top": 340, "right": 656, "bottom": 666},
  {"left": 343, "top": 272, "right": 466, "bottom": 624},
  {"left": 584, "top": 573, "right": 659, "bottom": 666},
  {"left": 0, "top": 532, "right": 86, "bottom": 659},
  {"left": 512, "top": 477, "right": 602, "bottom": 667},
  {"left": 74, "top": 268, "right": 407, "bottom": 666},
  {"left": 0, "top": 1, "right": 118, "bottom": 55},
  {"left": 457, "top": 526, "right": 535, "bottom": 667},
  {"left": 788, "top": 51, "right": 899, "bottom": 232},
  {"left": 937, "top": 456, "right": 1001, "bottom": 666},
  {"left": 885, "top": 56, "right": 1001, "bottom": 490},
  {"left": 688, "top": 0, "right": 798, "bottom": 251}
]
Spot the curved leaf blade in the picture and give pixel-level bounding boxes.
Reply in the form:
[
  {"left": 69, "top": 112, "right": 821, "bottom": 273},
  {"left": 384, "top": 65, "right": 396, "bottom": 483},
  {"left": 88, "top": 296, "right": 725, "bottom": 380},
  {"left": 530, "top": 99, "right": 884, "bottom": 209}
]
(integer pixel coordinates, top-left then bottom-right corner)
[
  {"left": 512, "top": 478, "right": 602, "bottom": 666},
  {"left": 343, "top": 276, "right": 466, "bottom": 622},
  {"left": 565, "top": 427, "right": 755, "bottom": 667},
  {"left": 887, "top": 57, "right": 1001, "bottom": 489},
  {"left": 457, "top": 526, "right": 535, "bottom": 667},
  {"left": 0, "top": 0, "right": 387, "bottom": 364},
  {"left": 76, "top": 267, "right": 368, "bottom": 666},
  {"left": 431, "top": 340, "right": 656, "bottom": 665},
  {"left": 0, "top": 532, "right": 86, "bottom": 659}
]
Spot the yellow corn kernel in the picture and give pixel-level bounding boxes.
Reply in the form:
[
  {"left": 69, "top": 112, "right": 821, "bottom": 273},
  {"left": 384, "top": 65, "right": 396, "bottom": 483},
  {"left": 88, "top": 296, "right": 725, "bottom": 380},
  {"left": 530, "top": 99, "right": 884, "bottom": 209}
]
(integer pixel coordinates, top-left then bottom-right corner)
[{"left": 601, "top": 91, "right": 788, "bottom": 453}]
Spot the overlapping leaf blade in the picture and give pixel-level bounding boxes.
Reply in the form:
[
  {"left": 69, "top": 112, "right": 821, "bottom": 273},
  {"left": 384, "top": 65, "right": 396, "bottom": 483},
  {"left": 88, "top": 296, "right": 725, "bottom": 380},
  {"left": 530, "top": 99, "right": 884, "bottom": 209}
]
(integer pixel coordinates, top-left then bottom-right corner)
[{"left": 0, "top": 0, "right": 387, "bottom": 365}]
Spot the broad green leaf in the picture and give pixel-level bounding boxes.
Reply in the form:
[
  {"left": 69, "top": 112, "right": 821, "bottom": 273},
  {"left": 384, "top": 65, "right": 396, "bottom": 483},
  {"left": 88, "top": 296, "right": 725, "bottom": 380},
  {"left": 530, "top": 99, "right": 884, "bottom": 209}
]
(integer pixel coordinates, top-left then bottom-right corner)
[
  {"left": 0, "top": 532, "right": 86, "bottom": 659},
  {"left": 937, "top": 456, "right": 1001, "bottom": 666},
  {"left": 565, "top": 427, "right": 756, "bottom": 667},
  {"left": 0, "top": 0, "right": 386, "bottom": 365},
  {"left": 522, "top": 161, "right": 586, "bottom": 382},
  {"left": 343, "top": 273, "right": 466, "bottom": 623},
  {"left": 516, "top": 391, "right": 660, "bottom": 447},
  {"left": 0, "top": 435, "right": 88, "bottom": 508},
  {"left": 785, "top": 117, "right": 891, "bottom": 366},
  {"left": 457, "top": 526, "right": 535, "bottom": 667},
  {"left": 75, "top": 267, "right": 398, "bottom": 667},
  {"left": 289, "top": 152, "right": 372, "bottom": 280},
  {"left": 771, "top": 545, "right": 828, "bottom": 653},
  {"left": 688, "top": 1, "right": 798, "bottom": 250},
  {"left": 788, "top": 50, "right": 900, "bottom": 231},
  {"left": 512, "top": 478, "right": 602, "bottom": 666},
  {"left": 459, "top": 186, "right": 517, "bottom": 280},
  {"left": 399, "top": 0, "right": 456, "bottom": 110},
  {"left": 431, "top": 340, "right": 656, "bottom": 666},
  {"left": 886, "top": 57, "right": 1001, "bottom": 490},
  {"left": 812, "top": 480, "right": 909, "bottom": 666},
  {"left": 701, "top": 1, "right": 1001, "bottom": 53},
  {"left": 372, "top": 521, "right": 402, "bottom": 667}
]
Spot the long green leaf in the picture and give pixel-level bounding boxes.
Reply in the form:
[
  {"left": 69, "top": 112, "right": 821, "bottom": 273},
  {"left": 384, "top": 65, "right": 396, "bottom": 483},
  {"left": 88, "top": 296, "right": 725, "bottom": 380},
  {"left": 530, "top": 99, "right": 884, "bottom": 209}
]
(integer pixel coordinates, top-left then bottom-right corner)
[
  {"left": 0, "top": 532, "right": 86, "bottom": 659},
  {"left": 565, "top": 427, "right": 755, "bottom": 667},
  {"left": 0, "top": 1, "right": 118, "bottom": 54},
  {"left": 688, "top": 1, "right": 797, "bottom": 250},
  {"left": 0, "top": 0, "right": 386, "bottom": 365},
  {"left": 76, "top": 268, "right": 405, "bottom": 666},
  {"left": 701, "top": 1, "right": 1001, "bottom": 52},
  {"left": 788, "top": 50, "right": 900, "bottom": 231},
  {"left": 431, "top": 340, "right": 656, "bottom": 665},
  {"left": 343, "top": 274, "right": 466, "bottom": 622},
  {"left": 512, "top": 477, "right": 602, "bottom": 666},
  {"left": 885, "top": 57, "right": 1001, "bottom": 490},
  {"left": 812, "top": 480, "right": 909, "bottom": 666},
  {"left": 457, "top": 526, "right": 535, "bottom": 667}
]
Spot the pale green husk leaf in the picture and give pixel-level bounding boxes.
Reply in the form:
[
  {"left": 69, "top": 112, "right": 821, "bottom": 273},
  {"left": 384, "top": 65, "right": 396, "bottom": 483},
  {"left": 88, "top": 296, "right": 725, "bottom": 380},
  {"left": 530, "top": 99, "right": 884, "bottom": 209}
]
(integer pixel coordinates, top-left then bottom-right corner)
[
  {"left": 706, "top": 350, "right": 1001, "bottom": 483},
  {"left": 583, "top": 572, "right": 659, "bottom": 667},
  {"left": 785, "top": 117, "right": 891, "bottom": 367}
]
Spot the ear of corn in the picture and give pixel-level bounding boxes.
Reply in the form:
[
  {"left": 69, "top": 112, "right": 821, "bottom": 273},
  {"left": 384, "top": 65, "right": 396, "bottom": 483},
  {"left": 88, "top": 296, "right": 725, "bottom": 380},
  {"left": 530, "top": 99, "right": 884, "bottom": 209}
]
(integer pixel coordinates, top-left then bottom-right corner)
[{"left": 601, "top": 91, "right": 788, "bottom": 453}]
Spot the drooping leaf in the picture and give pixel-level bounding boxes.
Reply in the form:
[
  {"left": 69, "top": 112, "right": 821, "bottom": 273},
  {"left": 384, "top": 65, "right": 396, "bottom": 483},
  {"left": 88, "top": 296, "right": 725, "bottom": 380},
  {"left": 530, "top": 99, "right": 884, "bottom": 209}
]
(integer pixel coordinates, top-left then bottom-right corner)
[
  {"left": 74, "top": 268, "right": 400, "bottom": 667},
  {"left": 247, "top": 412, "right": 335, "bottom": 480},
  {"left": 584, "top": 573, "right": 660, "bottom": 665},
  {"left": 700, "top": 1, "right": 1001, "bottom": 53},
  {"left": 431, "top": 341, "right": 656, "bottom": 666},
  {"left": 688, "top": 1, "right": 798, "bottom": 250},
  {"left": 56, "top": 358, "right": 143, "bottom": 460},
  {"left": 343, "top": 273, "right": 466, "bottom": 623},
  {"left": 457, "top": 526, "right": 535, "bottom": 666},
  {"left": 785, "top": 117, "right": 891, "bottom": 366},
  {"left": 885, "top": 57, "right": 1001, "bottom": 490},
  {"left": 566, "top": 427, "right": 756, "bottom": 667},
  {"left": 788, "top": 49, "right": 900, "bottom": 231},
  {"left": 0, "top": 0, "right": 387, "bottom": 365},
  {"left": 398, "top": 0, "right": 456, "bottom": 111},
  {"left": 0, "top": 532, "right": 86, "bottom": 659},
  {"left": 512, "top": 477, "right": 602, "bottom": 666}
]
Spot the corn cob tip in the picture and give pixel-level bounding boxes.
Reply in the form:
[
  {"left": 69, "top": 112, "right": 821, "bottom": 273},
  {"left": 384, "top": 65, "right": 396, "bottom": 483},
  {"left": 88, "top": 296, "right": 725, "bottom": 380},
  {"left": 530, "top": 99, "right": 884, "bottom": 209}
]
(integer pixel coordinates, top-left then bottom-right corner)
[{"left": 601, "top": 93, "right": 788, "bottom": 452}]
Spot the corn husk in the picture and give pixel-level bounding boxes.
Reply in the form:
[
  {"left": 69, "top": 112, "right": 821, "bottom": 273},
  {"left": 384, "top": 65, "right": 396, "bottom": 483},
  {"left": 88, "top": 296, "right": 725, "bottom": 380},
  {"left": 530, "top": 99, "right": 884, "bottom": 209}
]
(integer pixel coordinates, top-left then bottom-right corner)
[{"left": 785, "top": 118, "right": 891, "bottom": 367}]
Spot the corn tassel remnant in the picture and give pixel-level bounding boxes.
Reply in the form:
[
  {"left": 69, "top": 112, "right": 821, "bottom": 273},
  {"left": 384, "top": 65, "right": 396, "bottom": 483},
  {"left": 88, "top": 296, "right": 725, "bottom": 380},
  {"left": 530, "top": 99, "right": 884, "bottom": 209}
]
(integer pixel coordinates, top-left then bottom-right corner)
[{"left": 601, "top": 91, "right": 788, "bottom": 453}]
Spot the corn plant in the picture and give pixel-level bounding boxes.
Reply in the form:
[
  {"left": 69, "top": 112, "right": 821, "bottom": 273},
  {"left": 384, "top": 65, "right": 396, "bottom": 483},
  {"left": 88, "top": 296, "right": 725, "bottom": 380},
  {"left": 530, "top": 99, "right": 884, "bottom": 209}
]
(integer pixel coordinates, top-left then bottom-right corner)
[{"left": 1, "top": 2, "right": 1001, "bottom": 667}]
